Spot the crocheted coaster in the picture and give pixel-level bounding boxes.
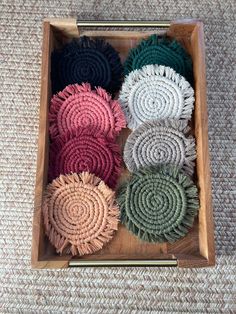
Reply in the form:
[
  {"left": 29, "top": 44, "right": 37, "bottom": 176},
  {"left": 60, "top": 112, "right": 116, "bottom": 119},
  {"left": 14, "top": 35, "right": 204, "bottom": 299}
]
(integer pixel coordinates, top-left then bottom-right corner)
[
  {"left": 49, "top": 127, "right": 122, "bottom": 188},
  {"left": 51, "top": 36, "right": 123, "bottom": 94},
  {"left": 49, "top": 83, "right": 126, "bottom": 139},
  {"left": 124, "top": 119, "right": 196, "bottom": 175},
  {"left": 124, "top": 34, "right": 193, "bottom": 84},
  {"left": 43, "top": 172, "right": 119, "bottom": 256},
  {"left": 119, "top": 64, "right": 195, "bottom": 129},
  {"left": 117, "top": 165, "right": 199, "bottom": 243}
]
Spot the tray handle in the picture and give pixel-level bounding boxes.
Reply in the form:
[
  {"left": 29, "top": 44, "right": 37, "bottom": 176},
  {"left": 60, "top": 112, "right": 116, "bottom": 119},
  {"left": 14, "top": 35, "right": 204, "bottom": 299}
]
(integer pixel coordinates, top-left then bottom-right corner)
[
  {"left": 69, "top": 259, "right": 177, "bottom": 267},
  {"left": 76, "top": 20, "right": 171, "bottom": 28}
]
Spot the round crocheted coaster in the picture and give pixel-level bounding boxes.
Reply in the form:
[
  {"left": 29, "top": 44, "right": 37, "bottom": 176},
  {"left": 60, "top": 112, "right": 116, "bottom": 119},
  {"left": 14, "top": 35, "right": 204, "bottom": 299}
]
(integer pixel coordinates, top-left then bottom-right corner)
[
  {"left": 124, "top": 119, "right": 196, "bottom": 175},
  {"left": 51, "top": 36, "right": 123, "bottom": 95},
  {"left": 117, "top": 165, "right": 199, "bottom": 243},
  {"left": 49, "top": 127, "right": 122, "bottom": 188},
  {"left": 43, "top": 172, "right": 119, "bottom": 256},
  {"left": 124, "top": 34, "right": 193, "bottom": 84},
  {"left": 119, "top": 64, "right": 195, "bottom": 129},
  {"left": 49, "top": 83, "right": 126, "bottom": 140}
]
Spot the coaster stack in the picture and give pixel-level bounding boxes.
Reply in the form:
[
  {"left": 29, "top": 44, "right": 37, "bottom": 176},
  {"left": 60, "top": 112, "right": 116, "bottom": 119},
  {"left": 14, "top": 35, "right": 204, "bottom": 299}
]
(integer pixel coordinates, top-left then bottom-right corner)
[
  {"left": 43, "top": 37, "right": 126, "bottom": 256},
  {"left": 117, "top": 34, "right": 199, "bottom": 243},
  {"left": 43, "top": 32, "right": 200, "bottom": 253}
]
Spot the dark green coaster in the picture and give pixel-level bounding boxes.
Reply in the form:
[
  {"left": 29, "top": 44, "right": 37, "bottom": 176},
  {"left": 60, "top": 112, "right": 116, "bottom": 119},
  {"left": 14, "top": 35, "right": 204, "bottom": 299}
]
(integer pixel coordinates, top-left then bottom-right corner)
[{"left": 124, "top": 34, "right": 193, "bottom": 85}]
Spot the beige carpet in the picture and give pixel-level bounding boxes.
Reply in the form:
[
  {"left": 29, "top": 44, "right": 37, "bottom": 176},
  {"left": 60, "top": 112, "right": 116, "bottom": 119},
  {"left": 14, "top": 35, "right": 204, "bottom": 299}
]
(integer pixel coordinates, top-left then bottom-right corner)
[{"left": 0, "top": 0, "right": 236, "bottom": 313}]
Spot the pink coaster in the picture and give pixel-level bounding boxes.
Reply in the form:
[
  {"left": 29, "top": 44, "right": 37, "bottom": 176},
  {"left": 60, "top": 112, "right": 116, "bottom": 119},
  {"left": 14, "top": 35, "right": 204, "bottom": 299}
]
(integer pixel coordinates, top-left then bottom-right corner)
[
  {"left": 49, "top": 83, "right": 126, "bottom": 139},
  {"left": 49, "top": 127, "right": 122, "bottom": 188}
]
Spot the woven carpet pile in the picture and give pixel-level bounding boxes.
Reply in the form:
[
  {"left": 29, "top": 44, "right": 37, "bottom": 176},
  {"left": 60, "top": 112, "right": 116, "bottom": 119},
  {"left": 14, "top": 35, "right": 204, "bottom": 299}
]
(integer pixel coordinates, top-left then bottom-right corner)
[{"left": 0, "top": 0, "right": 235, "bottom": 313}]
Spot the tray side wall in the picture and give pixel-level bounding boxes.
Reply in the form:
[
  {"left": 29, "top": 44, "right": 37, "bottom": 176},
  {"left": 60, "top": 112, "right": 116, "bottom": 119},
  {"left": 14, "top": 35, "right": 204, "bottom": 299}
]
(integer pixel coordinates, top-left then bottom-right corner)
[
  {"left": 190, "top": 23, "right": 215, "bottom": 266},
  {"left": 31, "top": 22, "right": 70, "bottom": 268}
]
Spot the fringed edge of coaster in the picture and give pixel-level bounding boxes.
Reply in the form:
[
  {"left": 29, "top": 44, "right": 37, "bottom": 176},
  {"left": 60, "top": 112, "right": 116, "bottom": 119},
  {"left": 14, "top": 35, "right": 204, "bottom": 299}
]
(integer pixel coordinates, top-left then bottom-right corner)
[{"left": 95, "top": 87, "right": 127, "bottom": 136}]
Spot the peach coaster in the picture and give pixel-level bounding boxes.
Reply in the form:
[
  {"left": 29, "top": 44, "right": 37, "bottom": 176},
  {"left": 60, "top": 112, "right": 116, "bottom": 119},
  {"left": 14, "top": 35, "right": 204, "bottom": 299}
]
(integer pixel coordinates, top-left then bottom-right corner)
[{"left": 43, "top": 172, "right": 120, "bottom": 256}]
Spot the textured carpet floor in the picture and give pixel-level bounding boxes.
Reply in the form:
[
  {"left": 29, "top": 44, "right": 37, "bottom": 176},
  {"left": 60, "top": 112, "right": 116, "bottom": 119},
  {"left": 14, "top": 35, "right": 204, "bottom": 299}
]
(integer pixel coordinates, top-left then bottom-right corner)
[{"left": 0, "top": 0, "right": 236, "bottom": 313}]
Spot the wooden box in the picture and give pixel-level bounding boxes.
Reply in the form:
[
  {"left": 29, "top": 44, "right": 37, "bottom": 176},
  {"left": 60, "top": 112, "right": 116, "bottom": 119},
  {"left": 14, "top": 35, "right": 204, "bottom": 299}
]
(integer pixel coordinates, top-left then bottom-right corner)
[{"left": 32, "top": 18, "right": 215, "bottom": 268}]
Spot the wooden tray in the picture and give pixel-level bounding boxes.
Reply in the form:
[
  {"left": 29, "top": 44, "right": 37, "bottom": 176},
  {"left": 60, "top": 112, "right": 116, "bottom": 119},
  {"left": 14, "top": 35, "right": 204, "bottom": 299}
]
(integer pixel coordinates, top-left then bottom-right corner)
[{"left": 32, "top": 18, "right": 215, "bottom": 268}]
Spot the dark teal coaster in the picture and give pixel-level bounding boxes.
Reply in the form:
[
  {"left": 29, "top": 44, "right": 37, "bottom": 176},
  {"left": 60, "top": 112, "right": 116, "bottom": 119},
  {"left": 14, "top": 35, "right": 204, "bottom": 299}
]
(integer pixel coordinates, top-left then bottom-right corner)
[{"left": 124, "top": 34, "right": 193, "bottom": 85}]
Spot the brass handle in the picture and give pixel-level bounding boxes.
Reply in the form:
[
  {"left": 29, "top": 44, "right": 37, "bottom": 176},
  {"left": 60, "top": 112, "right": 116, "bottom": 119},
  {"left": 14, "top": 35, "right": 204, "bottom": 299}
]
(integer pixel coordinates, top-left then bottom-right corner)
[
  {"left": 76, "top": 20, "right": 171, "bottom": 28},
  {"left": 69, "top": 259, "right": 177, "bottom": 267}
]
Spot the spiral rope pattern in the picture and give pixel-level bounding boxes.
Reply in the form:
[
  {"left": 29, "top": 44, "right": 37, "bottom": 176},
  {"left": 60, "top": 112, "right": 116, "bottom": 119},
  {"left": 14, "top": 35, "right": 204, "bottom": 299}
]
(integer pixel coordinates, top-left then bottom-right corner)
[
  {"left": 119, "top": 64, "right": 195, "bottom": 129},
  {"left": 124, "top": 34, "right": 193, "bottom": 84},
  {"left": 124, "top": 119, "right": 196, "bottom": 175},
  {"left": 49, "top": 127, "right": 122, "bottom": 188},
  {"left": 117, "top": 165, "right": 199, "bottom": 243},
  {"left": 42, "top": 172, "right": 119, "bottom": 256},
  {"left": 49, "top": 83, "right": 126, "bottom": 139},
  {"left": 51, "top": 36, "right": 123, "bottom": 94}
]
